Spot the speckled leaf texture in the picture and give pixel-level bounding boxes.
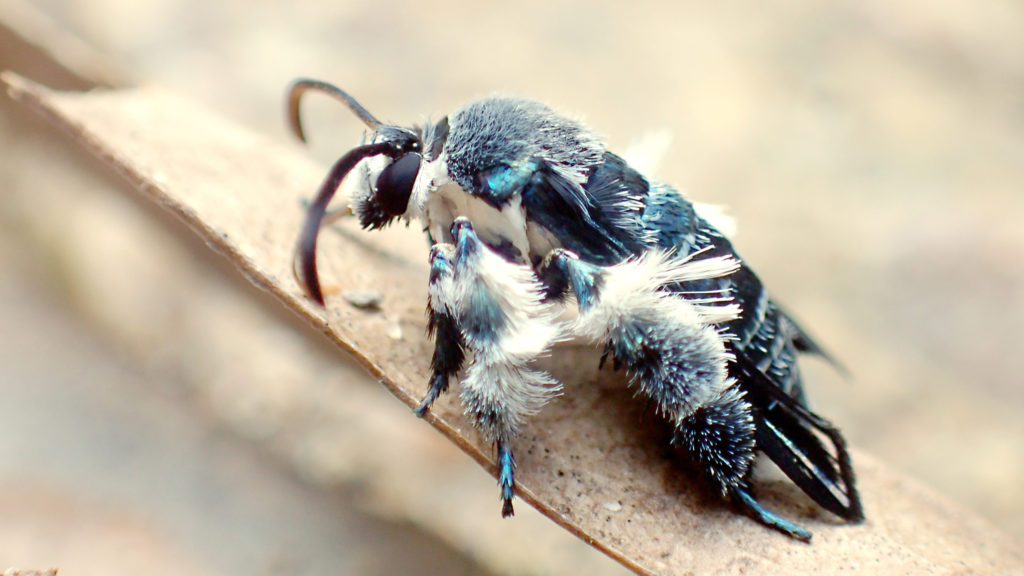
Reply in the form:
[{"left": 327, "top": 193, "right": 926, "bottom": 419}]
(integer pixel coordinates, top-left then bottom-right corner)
[{"left": 6, "top": 72, "right": 1022, "bottom": 576}]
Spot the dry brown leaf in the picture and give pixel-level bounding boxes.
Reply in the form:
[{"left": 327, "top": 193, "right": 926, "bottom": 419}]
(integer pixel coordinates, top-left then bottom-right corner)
[{"left": 5, "top": 72, "right": 1022, "bottom": 576}]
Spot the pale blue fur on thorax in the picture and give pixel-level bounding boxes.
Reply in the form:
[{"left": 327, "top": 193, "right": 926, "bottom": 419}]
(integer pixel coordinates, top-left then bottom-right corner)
[
  {"left": 404, "top": 96, "right": 610, "bottom": 265},
  {"left": 444, "top": 97, "right": 605, "bottom": 193}
]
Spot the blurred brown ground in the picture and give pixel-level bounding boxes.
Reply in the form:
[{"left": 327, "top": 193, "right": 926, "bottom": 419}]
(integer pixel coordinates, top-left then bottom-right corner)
[{"left": 2, "top": 0, "right": 1022, "bottom": 574}]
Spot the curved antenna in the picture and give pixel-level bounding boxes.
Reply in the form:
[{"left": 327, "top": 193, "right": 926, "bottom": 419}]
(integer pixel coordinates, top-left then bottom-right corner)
[
  {"left": 287, "top": 78, "right": 383, "bottom": 142},
  {"left": 294, "top": 141, "right": 394, "bottom": 305}
]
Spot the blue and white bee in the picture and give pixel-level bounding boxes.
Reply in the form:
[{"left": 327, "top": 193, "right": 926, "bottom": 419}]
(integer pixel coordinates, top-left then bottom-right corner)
[{"left": 287, "top": 79, "right": 863, "bottom": 541}]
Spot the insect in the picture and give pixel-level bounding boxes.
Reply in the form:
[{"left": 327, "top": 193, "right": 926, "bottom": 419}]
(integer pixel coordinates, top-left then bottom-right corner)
[{"left": 286, "top": 78, "right": 864, "bottom": 541}]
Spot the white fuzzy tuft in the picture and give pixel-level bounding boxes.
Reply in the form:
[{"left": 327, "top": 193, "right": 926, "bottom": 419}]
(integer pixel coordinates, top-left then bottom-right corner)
[
  {"left": 571, "top": 250, "right": 741, "bottom": 420},
  {"left": 643, "top": 249, "right": 741, "bottom": 287},
  {"left": 408, "top": 154, "right": 449, "bottom": 223},
  {"left": 460, "top": 362, "right": 560, "bottom": 439},
  {"left": 467, "top": 244, "right": 565, "bottom": 359},
  {"left": 448, "top": 238, "right": 565, "bottom": 440},
  {"left": 344, "top": 155, "right": 389, "bottom": 215},
  {"left": 427, "top": 244, "right": 458, "bottom": 316},
  {"left": 573, "top": 250, "right": 741, "bottom": 342}
]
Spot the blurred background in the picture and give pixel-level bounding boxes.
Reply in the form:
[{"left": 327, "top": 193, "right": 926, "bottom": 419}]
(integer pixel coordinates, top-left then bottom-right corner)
[{"left": 2, "top": 0, "right": 1022, "bottom": 574}]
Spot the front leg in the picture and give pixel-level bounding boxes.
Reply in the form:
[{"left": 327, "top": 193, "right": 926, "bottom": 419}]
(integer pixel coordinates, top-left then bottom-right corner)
[
  {"left": 449, "top": 218, "right": 563, "bottom": 517},
  {"left": 416, "top": 244, "right": 465, "bottom": 416}
]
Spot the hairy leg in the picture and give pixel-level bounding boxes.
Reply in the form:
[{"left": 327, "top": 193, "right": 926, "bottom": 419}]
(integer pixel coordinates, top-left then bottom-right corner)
[
  {"left": 445, "top": 218, "right": 563, "bottom": 516},
  {"left": 543, "top": 248, "right": 812, "bottom": 540},
  {"left": 416, "top": 244, "right": 466, "bottom": 416}
]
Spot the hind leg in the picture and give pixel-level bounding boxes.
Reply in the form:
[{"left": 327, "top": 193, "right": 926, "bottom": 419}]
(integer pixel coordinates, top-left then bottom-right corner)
[
  {"left": 543, "top": 248, "right": 813, "bottom": 540},
  {"left": 680, "top": 394, "right": 812, "bottom": 541}
]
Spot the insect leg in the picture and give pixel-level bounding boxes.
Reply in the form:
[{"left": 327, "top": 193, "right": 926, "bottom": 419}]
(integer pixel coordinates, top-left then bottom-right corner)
[
  {"left": 734, "top": 490, "right": 812, "bottom": 541},
  {"left": 449, "top": 218, "right": 563, "bottom": 517},
  {"left": 679, "top": 389, "right": 812, "bottom": 541},
  {"left": 416, "top": 244, "right": 466, "bottom": 416},
  {"left": 543, "top": 248, "right": 813, "bottom": 540}
]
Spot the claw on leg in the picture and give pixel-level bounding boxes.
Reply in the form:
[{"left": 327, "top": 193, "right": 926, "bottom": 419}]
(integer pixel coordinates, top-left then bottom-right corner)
[
  {"left": 734, "top": 488, "right": 812, "bottom": 542},
  {"left": 498, "top": 439, "right": 516, "bottom": 517},
  {"left": 415, "top": 372, "right": 449, "bottom": 417}
]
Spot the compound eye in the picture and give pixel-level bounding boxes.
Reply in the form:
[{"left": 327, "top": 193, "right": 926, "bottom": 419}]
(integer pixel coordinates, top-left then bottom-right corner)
[{"left": 377, "top": 152, "right": 422, "bottom": 216}]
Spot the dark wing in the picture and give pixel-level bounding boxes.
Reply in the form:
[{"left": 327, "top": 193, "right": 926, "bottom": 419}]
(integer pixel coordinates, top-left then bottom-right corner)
[
  {"left": 777, "top": 305, "right": 850, "bottom": 376},
  {"left": 511, "top": 149, "right": 861, "bottom": 520},
  {"left": 514, "top": 153, "right": 649, "bottom": 265},
  {"left": 631, "top": 167, "right": 860, "bottom": 518},
  {"left": 732, "top": 353, "right": 863, "bottom": 521},
  {"left": 638, "top": 186, "right": 815, "bottom": 399}
]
